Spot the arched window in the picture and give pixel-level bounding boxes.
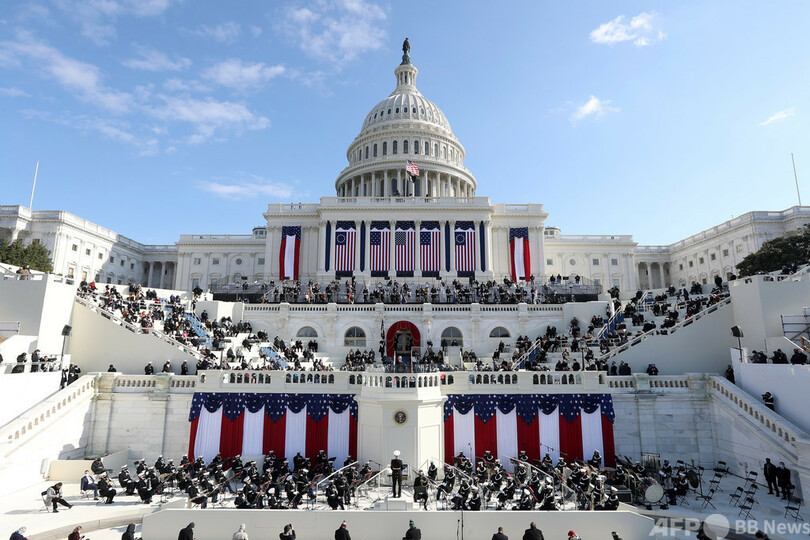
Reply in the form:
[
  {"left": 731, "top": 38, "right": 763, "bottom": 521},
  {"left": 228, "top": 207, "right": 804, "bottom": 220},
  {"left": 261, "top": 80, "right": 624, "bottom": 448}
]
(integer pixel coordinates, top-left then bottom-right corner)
[
  {"left": 404, "top": 106, "right": 408, "bottom": 113},
  {"left": 441, "top": 327, "right": 463, "bottom": 347},
  {"left": 393, "top": 141, "right": 398, "bottom": 154},
  {"left": 382, "top": 142, "right": 387, "bottom": 155},
  {"left": 489, "top": 327, "right": 510, "bottom": 338},
  {"left": 425, "top": 142, "right": 429, "bottom": 155},
  {"left": 433, "top": 143, "right": 438, "bottom": 156},
  {"left": 297, "top": 327, "right": 318, "bottom": 338},
  {"left": 373, "top": 143, "right": 378, "bottom": 157},
  {"left": 442, "top": 146, "right": 446, "bottom": 158},
  {"left": 414, "top": 140, "right": 419, "bottom": 154},
  {"left": 344, "top": 327, "right": 366, "bottom": 347},
  {"left": 403, "top": 140, "right": 409, "bottom": 153},
  {"left": 365, "top": 146, "right": 369, "bottom": 159}
]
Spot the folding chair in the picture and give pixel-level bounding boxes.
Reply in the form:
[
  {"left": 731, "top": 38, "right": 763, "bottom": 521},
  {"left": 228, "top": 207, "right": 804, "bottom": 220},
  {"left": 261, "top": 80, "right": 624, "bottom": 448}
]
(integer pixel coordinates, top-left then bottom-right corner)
[
  {"left": 743, "top": 471, "right": 758, "bottom": 488},
  {"left": 785, "top": 497, "right": 803, "bottom": 522},
  {"left": 708, "top": 473, "right": 723, "bottom": 492},
  {"left": 744, "top": 483, "right": 759, "bottom": 504},
  {"left": 39, "top": 491, "right": 50, "bottom": 513},
  {"left": 696, "top": 487, "right": 716, "bottom": 510},
  {"left": 738, "top": 496, "right": 756, "bottom": 520},
  {"left": 729, "top": 486, "right": 744, "bottom": 507},
  {"left": 714, "top": 460, "right": 730, "bottom": 477}
]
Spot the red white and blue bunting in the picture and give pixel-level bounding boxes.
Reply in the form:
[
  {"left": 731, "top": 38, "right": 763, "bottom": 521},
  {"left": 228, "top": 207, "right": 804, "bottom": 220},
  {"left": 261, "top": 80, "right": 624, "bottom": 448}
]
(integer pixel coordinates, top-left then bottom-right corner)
[
  {"left": 188, "top": 393, "right": 358, "bottom": 467},
  {"left": 443, "top": 394, "right": 615, "bottom": 471}
]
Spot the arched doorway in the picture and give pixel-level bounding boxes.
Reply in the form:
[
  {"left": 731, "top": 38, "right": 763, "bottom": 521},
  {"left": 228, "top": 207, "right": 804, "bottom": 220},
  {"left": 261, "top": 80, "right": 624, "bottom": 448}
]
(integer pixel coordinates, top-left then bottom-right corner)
[{"left": 385, "top": 321, "right": 421, "bottom": 367}]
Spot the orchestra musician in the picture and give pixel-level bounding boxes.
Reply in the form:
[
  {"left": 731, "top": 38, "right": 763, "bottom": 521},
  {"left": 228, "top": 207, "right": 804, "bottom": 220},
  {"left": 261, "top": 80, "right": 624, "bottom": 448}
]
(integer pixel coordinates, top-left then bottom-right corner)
[
  {"left": 467, "top": 486, "right": 481, "bottom": 510},
  {"left": 437, "top": 469, "right": 455, "bottom": 501},
  {"left": 119, "top": 465, "right": 136, "bottom": 495},
  {"left": 97, "top": 472, "right": 117, "bottom": 504},
  {"left": 136, "top": 471, "right": 154, "bottom": 504},
  {"left": 187, "top": 480, "right": 208, "bottom": 508},
  {"left": 326, "top": 481, "right": 344, "bottom": 510},
  {"left": 427, "top": 462, "right": 438, "bottom": 481}
]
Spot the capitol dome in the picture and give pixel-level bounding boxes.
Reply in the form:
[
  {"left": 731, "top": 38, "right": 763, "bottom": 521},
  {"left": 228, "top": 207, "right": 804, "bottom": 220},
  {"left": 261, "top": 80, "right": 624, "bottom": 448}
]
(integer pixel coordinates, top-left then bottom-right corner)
[{"left": 335, "top": 44, "right": 477, "bottom": 199}]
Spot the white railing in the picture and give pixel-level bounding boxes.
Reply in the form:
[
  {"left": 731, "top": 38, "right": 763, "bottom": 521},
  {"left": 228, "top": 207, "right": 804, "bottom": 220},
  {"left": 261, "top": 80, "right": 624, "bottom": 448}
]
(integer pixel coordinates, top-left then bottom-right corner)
[
  {"left": 74, "top": 296, "right": 204, "bottom": 361},
  {"left": 595, "top": 296, "right": 732, "bottom": 363},
  {"left": 708, "top": 376, "right": 806, "bottom": 446},
  {"left": 0, "top": 375, "right": 95, "bottom": 457}
]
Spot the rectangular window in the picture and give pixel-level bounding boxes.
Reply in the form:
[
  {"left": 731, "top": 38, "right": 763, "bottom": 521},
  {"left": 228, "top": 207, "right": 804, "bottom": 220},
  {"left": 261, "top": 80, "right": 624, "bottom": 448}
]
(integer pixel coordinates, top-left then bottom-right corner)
[
  {"left": 710, "top": 253, "right": 716, "bottom": 261},
  {"left": 258, "top": 258, "right": 265, "bottom": 266},
  {"left": 193, "top": 258, "right": 201, "bottom": 265},
  {"left": 722, "top": 249, "right": 729, "bottom": 257},
  {"left": 736, "top": 245, "right": 743, "bottom": 253},
  {"left": 213, "top": 258, "right": 220, "bottom": 265},
  {"left": 689, "top": 261, "right": 694, "bottom": 268},
  {"left": 82, "top": 271, "right": 88, "bottom": 281},
  {"left": 546, "top": 259, "right": 553, "bottom": 266},
  {"left": 85, "top": 249, "right": 91, "bottom": 256},
  {"left": 592, "top": 259, "right": 599, "bottom": 266},
  {"left": 699, "top": 257, "right": 704, "bottom": 264},
  {"left": 611, "top": 258, "right": 618, "bottom": 266},
  {"left": 120, "top": 260, "right": 124, "bottom": 267},
  {"left": 192, "top": 278, "right": 200, "bottom": 289},
  {"left": 109, "top": 256, "right": 114, "bottom": 263},
  {"left": 613, "top": 279, "right": 620, "bottom": 287},
  {"left": 99, "top": 253, "right": 103, "bottom": 259},
  {"left": 67, "top": 267, "right": 75, "bottom": 278},
  {"left": 130, "top": 263, "right": 135, "bottom": 270},
  {"left": 679, "top": 264, "right": 684, "bottom": 271},
  {"left": 72, "top": 244, "right": 78, "bottom": 252}
]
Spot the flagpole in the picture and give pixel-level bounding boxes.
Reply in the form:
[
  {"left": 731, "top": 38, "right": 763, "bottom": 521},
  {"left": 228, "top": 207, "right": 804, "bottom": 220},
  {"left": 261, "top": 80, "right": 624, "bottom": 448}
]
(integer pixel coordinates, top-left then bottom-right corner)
[{"left": 29, "top": 160, "right": 39, "bottom": 210}]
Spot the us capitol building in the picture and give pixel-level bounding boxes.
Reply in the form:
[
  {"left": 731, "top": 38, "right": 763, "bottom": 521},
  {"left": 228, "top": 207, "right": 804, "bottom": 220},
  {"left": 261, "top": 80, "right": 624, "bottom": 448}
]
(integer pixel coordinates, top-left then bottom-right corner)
[{"left": 2, "top": 44, "right": 810, "bottom": 293}]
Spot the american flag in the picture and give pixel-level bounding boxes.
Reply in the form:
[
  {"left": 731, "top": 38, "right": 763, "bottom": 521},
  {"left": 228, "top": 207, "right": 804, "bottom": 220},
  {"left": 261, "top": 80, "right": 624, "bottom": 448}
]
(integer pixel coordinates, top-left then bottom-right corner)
[
  {"left": 396, "top": 221, "right": 415, "bottom": 275},
  {"left": 223, "top": 393, "right": 246, "bottom": 421},
  {"left": 369, "top": 222, "right": 390, "bottom": 274},
  {"left": 307, "top": 394, "right": 330, "bottom": 422},
  {"left": 455, "top": 222, "right": 476, "bottom": 274},
  {"left": 420, "top": 221, "right": 441, "bottom": 276},
  {"left": 406, "top": 160, "right": 419, "bottom": 176},
  {"left": 335, "top": 221, "right": 356, "bottom": 273}
]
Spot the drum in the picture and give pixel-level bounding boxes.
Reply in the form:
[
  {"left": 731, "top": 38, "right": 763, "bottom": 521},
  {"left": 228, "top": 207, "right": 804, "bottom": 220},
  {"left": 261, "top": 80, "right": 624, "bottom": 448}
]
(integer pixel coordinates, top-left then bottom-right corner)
[{"left": 640, "top": 477, "right": 664, "bottom": 503}]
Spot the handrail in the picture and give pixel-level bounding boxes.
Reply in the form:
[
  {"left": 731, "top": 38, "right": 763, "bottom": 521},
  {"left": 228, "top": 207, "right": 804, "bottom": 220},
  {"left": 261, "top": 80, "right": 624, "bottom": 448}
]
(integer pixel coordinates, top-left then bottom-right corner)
[
  {"left": 74, "top": 296, "right": 205, "bottom": 361},
  {"left": 708, "top": 376, "right": 806, "bottom": 446},
  {"left": 594, "top": 296, "right": 731, "bottom": 364},
  {"left": 508, "top": 338, "right": 542, "bottom": 371},
  {"left": 0, "top": 375, "right": 95, "bottom": 457}
]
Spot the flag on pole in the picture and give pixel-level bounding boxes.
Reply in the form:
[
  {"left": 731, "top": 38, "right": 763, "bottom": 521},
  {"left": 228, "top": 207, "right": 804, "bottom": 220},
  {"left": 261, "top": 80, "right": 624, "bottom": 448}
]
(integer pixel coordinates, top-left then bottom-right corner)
[
  {"left": 279, "top": 226, "right": 301, "bottom": 280},
  {"left": 406, "top": 160, "right": 420, "bottom": 177},
  {"left": 509, "top": 227, "right": 531, "bottom": 281}
]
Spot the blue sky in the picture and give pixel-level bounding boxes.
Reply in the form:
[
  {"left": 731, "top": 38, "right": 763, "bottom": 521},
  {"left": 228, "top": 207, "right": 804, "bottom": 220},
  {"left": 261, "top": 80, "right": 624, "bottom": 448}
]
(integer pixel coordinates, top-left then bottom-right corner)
[{"left": 1, "top": 1, "right": 809, "bottom": 246}]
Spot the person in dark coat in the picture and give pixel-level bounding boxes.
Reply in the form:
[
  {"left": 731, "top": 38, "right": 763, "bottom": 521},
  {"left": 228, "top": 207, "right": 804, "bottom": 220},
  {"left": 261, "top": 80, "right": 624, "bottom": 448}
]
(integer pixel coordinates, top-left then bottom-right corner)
[
  {"left": 10, "top": 527, "right": 27, "bottom": 540},
  {"left": 777, "top": 462, "right": 793, "bottom": 499},
  {"left": 404, "top": 520, "right": 421, "bottom": 540},
  {"left": 523, "top": 522, "right": 544, "bottom": 540},
  {"left": 178, "top": 523, "right": 194, "bottom": 540},
  {"left": 122, "top": 524, "right": 136, "bottom": 540},
  {"left": 763, "top": 458, "right": 779, "bottom": 496},
  {"left": 279, "top": 524, "right": 295, "bottom": 540},
  {"left": 492, "top": 527, "right": 508, "bottom": 540},
  {"left": 335, "top": 521, "right": 351, "bottom": 540}
]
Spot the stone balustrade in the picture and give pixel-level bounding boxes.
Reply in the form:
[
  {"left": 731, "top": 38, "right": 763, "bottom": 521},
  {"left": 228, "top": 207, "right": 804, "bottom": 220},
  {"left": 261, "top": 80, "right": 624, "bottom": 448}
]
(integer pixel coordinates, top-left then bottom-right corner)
[
  {"left": 0, "top": 375, "right": 95, "bottom": 456},
  {"left": 243, "top": 302, "right": 564, "bottom": 314},
  {"left": 708, "top": 376, "right": 806, "bottom": 444}
]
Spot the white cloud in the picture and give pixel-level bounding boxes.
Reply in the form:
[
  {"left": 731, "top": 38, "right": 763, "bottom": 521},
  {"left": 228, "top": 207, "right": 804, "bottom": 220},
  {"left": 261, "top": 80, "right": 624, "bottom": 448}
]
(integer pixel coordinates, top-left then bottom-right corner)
[
  {"left": 759, "top": 108, "right": 795, "bottom": 126},
  {"left": 198, "top": 177, "right": 293, "bottom": 200},
  {"left": 0, "top": 86, "right": 30, "bottom": 97},
  {"left": 148, "top": 95, "right": 269, "bottom": 144},
  {"left": 281, "top": 0, "right": 387, "bottom": 63},
  {"left": 52, "top": 0, "right": 179, "bottom": 46},
  {"left": 590, "top": 12, "right": 665, "bottom": 47},
  {"left": 123, "top": 45, "right": 191, "bottom": 71},
  {"left": 201, "top": 59, "right": 285, "bottom": 91},
  {"left": 250, "top": 26, "right": 263, "bottom": 37},
  {"left": 0, "top": 32, "right": 133, "bottom": 113},
  {"left": 570, "top": 95, "right": 619, "bottom": 124},
  {"left": 163, "top": 78, "right": 209, "bottom": 93},
  {"left": 193, "top": 21, "right": 241, "bottom": 43}
]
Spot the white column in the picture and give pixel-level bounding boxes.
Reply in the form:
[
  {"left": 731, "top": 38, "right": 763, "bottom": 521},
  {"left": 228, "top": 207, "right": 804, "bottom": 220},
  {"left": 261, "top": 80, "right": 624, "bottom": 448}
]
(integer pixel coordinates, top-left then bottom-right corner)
[
  {"left": 147, "top": 262, "right": 154, "bottom": 288},
  {"left": 383, "top": 170, "right": 388, "bottom": 197},
  {"left": 371, "top": 172, "right": 377, "bottom": 197},
  {"left": 363, "top": 220, "right": 371, "bottom": 277},
  {"left": 329, "top": 222, "right": 336, "bottom": 275},
  {"left": 485, "top": 220, "right": 494, "bottom": 277},
  {"left": 659, "top": 264, "right": 665, "bottom": 288},
  {"left": 317, "top": 221, "right": 327, "bottom": 272}
]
